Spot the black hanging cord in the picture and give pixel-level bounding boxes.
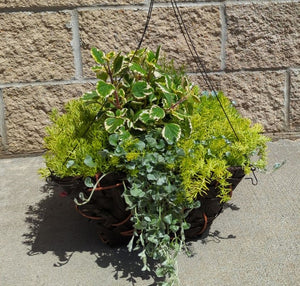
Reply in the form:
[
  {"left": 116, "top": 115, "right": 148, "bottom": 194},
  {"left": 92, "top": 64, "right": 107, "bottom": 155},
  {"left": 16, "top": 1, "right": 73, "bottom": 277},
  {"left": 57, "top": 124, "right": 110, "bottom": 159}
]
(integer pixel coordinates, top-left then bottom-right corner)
[
  {"left": 136, "top": 0, "right": 155, "bottom": 51},
  {"left": 170, "top": 0, "right": 240, "bottom": 141}
]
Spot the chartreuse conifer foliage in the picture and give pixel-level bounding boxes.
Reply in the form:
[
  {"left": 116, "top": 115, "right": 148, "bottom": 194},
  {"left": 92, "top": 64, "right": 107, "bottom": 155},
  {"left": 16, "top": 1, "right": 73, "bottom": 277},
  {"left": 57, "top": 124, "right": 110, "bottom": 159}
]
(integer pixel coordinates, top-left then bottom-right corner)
[{"left": 41, "top": 47, "right": 269, "bottom": 286}]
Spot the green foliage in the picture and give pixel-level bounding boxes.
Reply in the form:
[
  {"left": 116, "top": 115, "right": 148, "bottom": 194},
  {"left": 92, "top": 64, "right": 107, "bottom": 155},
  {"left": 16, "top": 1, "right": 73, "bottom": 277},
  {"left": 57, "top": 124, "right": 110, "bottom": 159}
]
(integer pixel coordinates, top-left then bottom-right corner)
[
  {"left": 179, "top": 92, "right": 270, "bottom": 202},
  {"left": 86, "top": 47, "right": 198, "bottom": 145},
  {"left": 106, "top": 128, "right": 199, "bottom": 285},
  {"left": 39, "top": 99, "right": 111, "bottom": 178},
  {"left": 41, "top": 47, "right": 270, "bottom": 285}
]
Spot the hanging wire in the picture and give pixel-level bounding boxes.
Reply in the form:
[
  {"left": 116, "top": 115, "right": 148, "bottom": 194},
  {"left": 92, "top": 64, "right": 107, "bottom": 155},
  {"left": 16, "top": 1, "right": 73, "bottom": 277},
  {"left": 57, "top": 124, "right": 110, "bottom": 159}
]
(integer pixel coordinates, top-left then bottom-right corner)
[
  {"left": 117, "top": 0, "right": 155, "bottom": 85},
  {"left": 170, "top": 0, "right": 240, "bottom": 141}
]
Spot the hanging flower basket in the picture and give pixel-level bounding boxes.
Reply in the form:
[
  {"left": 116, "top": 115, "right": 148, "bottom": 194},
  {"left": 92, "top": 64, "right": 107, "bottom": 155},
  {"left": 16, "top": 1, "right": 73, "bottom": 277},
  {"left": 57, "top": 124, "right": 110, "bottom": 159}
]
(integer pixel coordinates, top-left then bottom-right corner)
[{"left": 50, "top": 166, "right": 245, "bottom": 246}]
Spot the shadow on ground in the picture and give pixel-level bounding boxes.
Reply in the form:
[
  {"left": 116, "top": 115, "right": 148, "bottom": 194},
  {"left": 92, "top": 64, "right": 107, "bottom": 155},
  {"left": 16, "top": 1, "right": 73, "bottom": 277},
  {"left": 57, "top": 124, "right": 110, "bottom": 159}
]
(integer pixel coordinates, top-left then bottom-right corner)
[{"left": 22, "top": 183, "right": 239, "bottom": 285}]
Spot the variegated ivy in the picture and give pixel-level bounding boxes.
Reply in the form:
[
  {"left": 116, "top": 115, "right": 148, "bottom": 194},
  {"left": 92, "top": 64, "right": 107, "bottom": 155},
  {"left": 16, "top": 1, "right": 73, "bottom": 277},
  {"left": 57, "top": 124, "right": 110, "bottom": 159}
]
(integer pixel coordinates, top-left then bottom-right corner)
[{"left": 83, "top": 47, "right": 199, "bottom": 144}]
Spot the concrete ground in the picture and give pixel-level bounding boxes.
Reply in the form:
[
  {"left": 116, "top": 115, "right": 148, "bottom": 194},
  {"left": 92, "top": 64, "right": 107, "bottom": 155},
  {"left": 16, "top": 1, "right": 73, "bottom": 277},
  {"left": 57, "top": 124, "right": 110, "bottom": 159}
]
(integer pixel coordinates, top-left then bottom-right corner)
[{"left": 0, "top": 139, "right": 299, "bottom": 286}]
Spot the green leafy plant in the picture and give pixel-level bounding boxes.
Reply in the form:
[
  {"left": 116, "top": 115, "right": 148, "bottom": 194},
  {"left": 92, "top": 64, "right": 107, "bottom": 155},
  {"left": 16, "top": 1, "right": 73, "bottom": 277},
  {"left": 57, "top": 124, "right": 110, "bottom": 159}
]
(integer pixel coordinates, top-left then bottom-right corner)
[
  {"left": 41, "top": 47, "right": 269, "bottom": 285},
  {"left": 39, "top": 99, "right": 111, "bottom": 178}
]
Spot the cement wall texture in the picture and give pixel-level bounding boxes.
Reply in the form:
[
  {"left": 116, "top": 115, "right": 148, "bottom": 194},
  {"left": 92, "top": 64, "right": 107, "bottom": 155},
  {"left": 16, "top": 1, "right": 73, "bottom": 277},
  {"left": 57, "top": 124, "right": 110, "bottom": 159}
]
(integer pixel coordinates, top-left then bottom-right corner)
[{"left": 0, "top": 0, "right": 299, "bottom": 157}]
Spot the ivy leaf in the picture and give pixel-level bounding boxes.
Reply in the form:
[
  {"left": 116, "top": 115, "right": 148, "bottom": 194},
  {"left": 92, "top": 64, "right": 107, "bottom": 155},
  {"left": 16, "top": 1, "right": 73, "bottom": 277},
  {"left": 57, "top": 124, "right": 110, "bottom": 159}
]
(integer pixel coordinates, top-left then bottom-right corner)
[
  {"left": 130, "top": 187, "right": 145, "bottom": 198},
  {"left": 132, "top": 81, "right": 152, "bottom": 100},
  {"left": 84, "top": 177, "right": 94, "bottom": 188},
  {"left": 84, "top": 155, "right": 97, "bottom": 168},
  {"left": 150, "top": 105, "right": 165, "bottom": 120},
  {"left": 97, "top": 80, "right": 115, "bottom": 98},
  {"left": 147, "top": 174, "right": 156, "bottom": 181},
  {"left": 91, "top": 48, "right": 105, "bottom": 64},
  {"left": 134, "top": 140, "right": 146, "bottom": 151},
  {"left": 181, "top": 221, "right": 190, "bottom": 230},
  {"left": 157, "top": 176, "right": 166, "bottom": 185},
  {"left": 163, "top": 214, "right": 172, "bottom": 225},
  {"left": 66, "top": 160, "right": 75, "bottom": 169},
  {"left": 108, "top": 134, "right": 119, "bottom": 146},
  {"left": 170, "top": 225, "right": 179, "bottom": 233},
  {"left": 104, "top": 117, "right": 125, "bottom": 133},
  {"left": 162, "top": 123, "right": 181, "bottom": 144}
]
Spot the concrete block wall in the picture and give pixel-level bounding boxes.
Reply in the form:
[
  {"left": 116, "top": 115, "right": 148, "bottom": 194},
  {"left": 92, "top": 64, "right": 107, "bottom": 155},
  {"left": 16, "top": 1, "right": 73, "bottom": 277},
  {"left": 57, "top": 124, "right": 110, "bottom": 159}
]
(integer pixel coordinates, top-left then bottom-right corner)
[{"left": 0, "top": 0, "right": 299, "bottom": 157}]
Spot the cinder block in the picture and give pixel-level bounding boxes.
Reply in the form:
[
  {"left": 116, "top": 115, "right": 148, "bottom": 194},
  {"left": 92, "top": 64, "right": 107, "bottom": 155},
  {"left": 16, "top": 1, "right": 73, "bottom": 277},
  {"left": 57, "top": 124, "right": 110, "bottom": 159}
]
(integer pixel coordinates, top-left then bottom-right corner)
[
  {"left": 0, "top": 136, "right": 4, "bottom": 155},
  {"left": 0, "top": 12, "right": 74, "bottom": 84},
  {"left": 79, "top": 6, "right": 221, "bottom": 78},
  {"left": 0, "top": 0, "right": 144, "bottom": 9},
  {"left": 291, "top": 69, "right": 300, "bottom": 100},
  {"left": 2, "top": 83, "right": 95, "bottom": 154},
  {"left": 290, "top": 70, "right": 300, "bottom": 131},
  {"left": 226, "top": 2, "right": 300, "bottom": 69},
  {"left": 290, "top": 100, "right": 300, "bottom": 131},
  {"left": 190, "top": 71, "right": 286, "bottom": 133}
]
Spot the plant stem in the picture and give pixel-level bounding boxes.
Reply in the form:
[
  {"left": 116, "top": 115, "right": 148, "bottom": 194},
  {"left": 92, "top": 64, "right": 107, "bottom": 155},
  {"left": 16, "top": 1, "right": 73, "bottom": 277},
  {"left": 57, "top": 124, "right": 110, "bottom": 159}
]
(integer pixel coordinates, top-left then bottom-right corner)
[
  {"left": 168, "top": 96, "right": 188, "bottom": 111},
  {"left": 107, "top": 64, "right": 121, "bottom": 109}
]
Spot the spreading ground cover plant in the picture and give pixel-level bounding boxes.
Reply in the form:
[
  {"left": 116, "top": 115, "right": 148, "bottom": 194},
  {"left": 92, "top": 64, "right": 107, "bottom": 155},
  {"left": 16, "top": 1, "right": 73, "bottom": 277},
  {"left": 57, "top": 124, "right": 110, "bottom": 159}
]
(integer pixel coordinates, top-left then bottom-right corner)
[{"left": 40, "top": 47, "right": 269, "bottom": 285}]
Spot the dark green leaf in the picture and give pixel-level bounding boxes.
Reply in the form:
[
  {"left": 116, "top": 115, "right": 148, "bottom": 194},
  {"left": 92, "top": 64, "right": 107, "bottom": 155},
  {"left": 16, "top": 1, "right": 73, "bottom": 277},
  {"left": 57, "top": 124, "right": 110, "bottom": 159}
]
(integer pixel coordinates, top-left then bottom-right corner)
[{"left": 113, "top": 53, "right": 124, "bottom": 75}]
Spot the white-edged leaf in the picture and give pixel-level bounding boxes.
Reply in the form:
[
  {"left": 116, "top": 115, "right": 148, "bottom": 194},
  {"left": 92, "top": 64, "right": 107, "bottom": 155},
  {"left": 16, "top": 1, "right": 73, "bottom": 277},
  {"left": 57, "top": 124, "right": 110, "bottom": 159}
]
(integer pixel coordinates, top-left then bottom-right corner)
[
  {"left": 96, "top": 80, "right": 115, "bottom": 98},
  {"left": 104, "top": 117, "right": 125, "bottom": 133},
  {"left": 116, "top": 108, "right": 128, "bottom": 117},
  {"left": 113, "top": 54, "right": 124, "bottom": 75},
  {"left": 156, "top": 82, "right": 169, "bottom": 94},
  {"left": 172, "top": 111, "right": 185, "bottom": 121},
  {"left": 132, "top": 81, "right": 153, "bottom": 100},
  {"left": 150, "top": 105, "right": 165, "bottom": 120},
  {"left": 82, "top": 91, "right": 99, "bottom": 101},
  {"left": 91, "top": 48, "right": 105, "bottom": 64},
  {"left": 129, "top": 62, "right": 147, "bottom": 75},
  {"left": 106, "top": 110, "right": 115, "bottom": 117},
  {"left": 139, "top": 110, "right": 151, "bottom": 124},
  {"left": 162, "top": 123, "right": 181, "bottom": 144}
]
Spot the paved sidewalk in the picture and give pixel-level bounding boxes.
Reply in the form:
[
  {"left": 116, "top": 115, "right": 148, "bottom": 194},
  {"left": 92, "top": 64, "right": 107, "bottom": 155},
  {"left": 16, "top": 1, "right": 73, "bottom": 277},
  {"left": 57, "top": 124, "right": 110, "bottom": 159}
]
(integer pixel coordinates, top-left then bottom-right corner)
[{"left": 0, "top": 139, "right": 299, "bottom": 286}]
